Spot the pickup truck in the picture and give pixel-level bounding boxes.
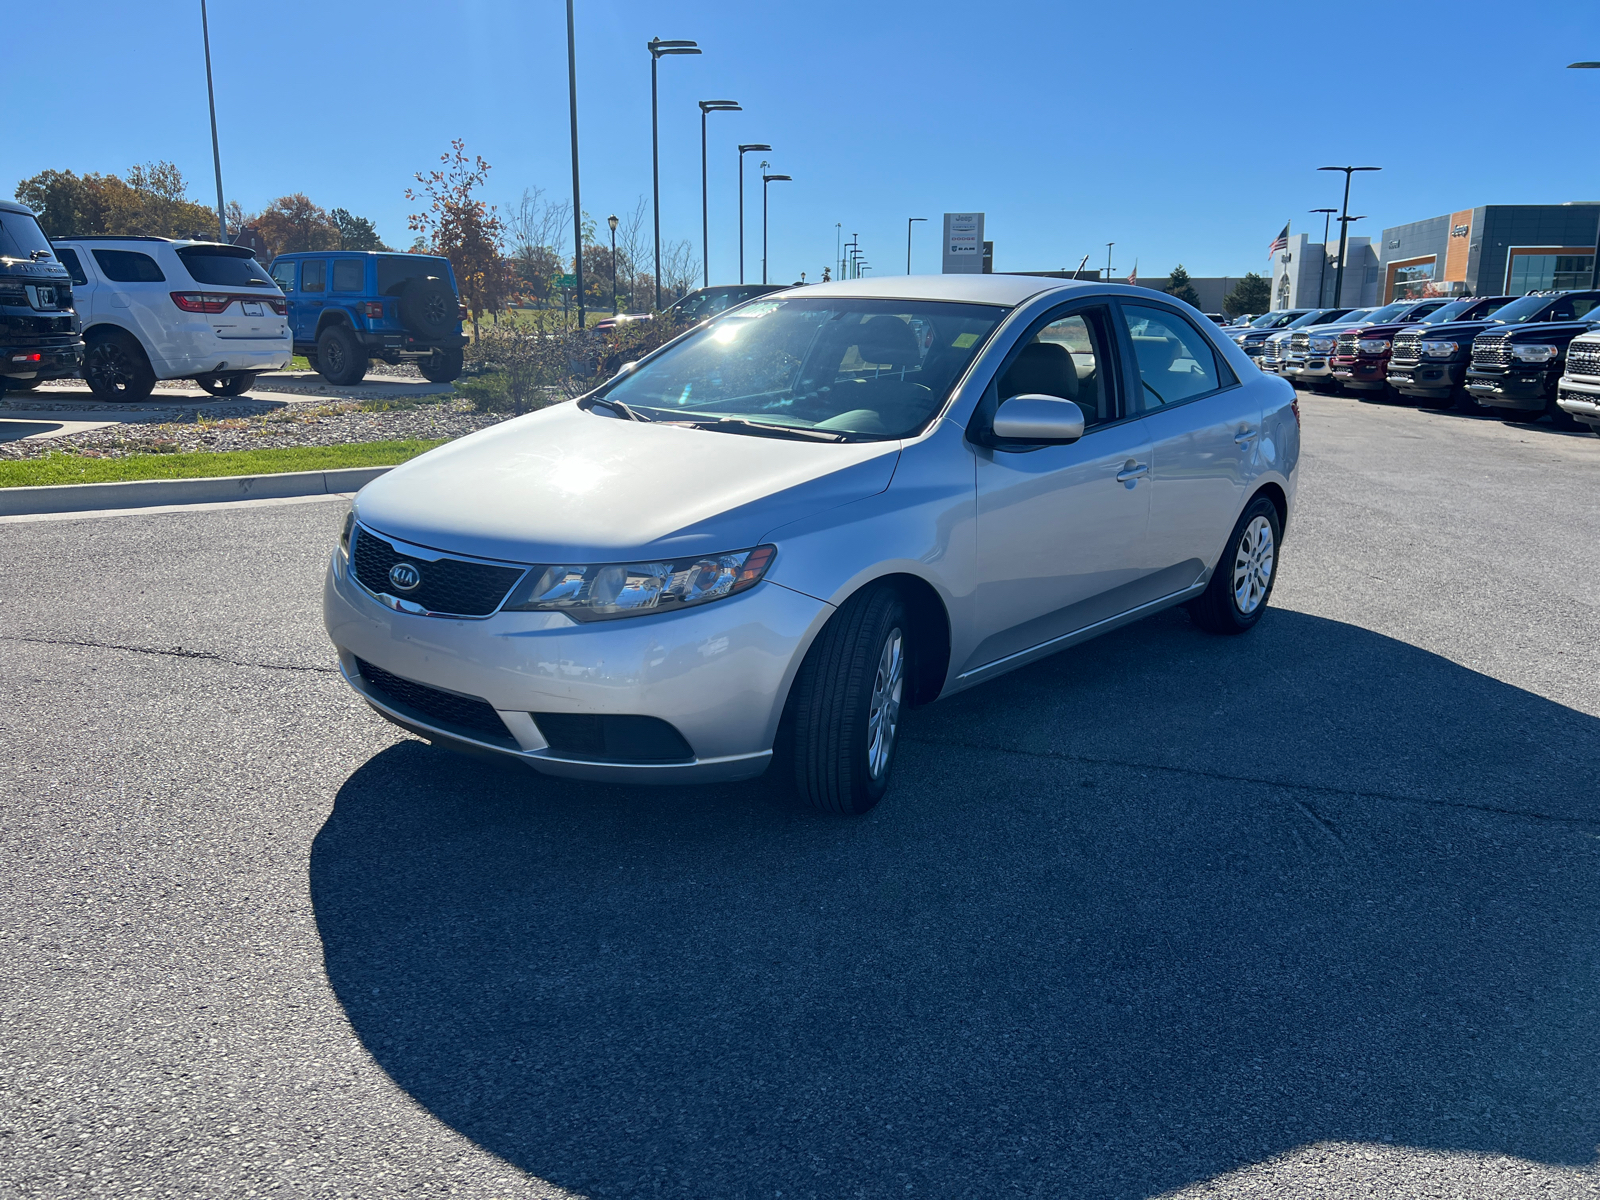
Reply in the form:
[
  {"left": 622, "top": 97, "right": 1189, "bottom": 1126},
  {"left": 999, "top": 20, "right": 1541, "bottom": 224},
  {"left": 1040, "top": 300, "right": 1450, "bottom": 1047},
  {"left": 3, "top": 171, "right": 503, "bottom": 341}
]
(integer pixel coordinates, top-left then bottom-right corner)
[
  {"left": 1255, "top": 309, "right": 1359, "bottom": 374},
  {"left": 1327, "top": 298, "right": 1458, "bottom": 398},
  {"left": 1227, "top": 309, "right": 1314, "bottom": 360},
  {"left": 1388, "top": 292, "right": 1594, "bottom": 410},
  {"left": 1465, "top": 298, "right": 1600, "bottom": 426},
  {"left": 1556, "top": 329, "right": 1600, "bottom": 434}
]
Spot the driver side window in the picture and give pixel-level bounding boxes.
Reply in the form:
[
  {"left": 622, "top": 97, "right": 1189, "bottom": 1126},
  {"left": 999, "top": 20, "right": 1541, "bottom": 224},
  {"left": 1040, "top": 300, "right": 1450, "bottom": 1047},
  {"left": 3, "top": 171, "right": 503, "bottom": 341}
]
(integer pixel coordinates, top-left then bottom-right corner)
[{"left": 996, "top": 309, "right": 1113, "bottom": 427}]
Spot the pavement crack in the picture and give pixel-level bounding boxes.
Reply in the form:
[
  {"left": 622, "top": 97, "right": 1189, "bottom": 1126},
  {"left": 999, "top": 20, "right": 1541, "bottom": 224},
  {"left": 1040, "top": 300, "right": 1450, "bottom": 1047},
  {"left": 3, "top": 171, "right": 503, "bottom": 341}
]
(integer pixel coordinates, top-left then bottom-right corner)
[
  {"left": 902, "top": 735, "right": 1600, "bottom": 831},
  {"left": 0, "top": 634, "right": 337, "bottom": 675}
]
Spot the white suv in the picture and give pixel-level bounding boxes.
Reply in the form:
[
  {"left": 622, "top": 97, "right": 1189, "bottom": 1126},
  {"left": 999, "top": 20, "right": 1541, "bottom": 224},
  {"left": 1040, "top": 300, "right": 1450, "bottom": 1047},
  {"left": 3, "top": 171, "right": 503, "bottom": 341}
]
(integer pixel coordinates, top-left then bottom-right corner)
[{"left": 50, "top": 237, "right": 291, "bottom": 400}]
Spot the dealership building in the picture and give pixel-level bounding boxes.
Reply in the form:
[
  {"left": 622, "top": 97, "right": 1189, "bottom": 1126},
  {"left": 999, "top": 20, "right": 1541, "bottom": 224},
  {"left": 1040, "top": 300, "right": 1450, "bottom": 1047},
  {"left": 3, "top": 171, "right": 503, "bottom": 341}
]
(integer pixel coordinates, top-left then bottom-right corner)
[{"left": 1376, "top": 203, "right": 1600, "bottom": 302}]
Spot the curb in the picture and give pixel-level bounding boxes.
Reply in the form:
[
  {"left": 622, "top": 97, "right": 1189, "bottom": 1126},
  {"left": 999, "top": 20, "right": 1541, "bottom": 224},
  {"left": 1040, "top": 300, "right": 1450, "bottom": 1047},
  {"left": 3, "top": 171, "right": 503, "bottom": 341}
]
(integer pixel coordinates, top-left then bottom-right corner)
[{"left": 0, "top": 465, "right": 393, "bottom": 517}]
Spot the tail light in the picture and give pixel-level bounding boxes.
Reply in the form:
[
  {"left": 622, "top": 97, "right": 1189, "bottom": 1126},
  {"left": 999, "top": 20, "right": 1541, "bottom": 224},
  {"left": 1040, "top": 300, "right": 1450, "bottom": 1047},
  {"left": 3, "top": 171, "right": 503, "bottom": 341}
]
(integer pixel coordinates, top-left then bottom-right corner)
[
  {"left": 1290, "top": 396, "right": 1301, "bottom": 428},
  {"left": 364, "top": 301, "right": 385, "bottom": 319},
  {"left": 10, "top": 352, "right": 43, "bottom": 364},
  {"left": 171, "top": 291, "right": 232, "bottom": 313},
  {"left": 266, "top": 297, "right": 287, "bottom": 316},
  {"left": 458, "top": 303, "right": 469, "bottom": 320}
]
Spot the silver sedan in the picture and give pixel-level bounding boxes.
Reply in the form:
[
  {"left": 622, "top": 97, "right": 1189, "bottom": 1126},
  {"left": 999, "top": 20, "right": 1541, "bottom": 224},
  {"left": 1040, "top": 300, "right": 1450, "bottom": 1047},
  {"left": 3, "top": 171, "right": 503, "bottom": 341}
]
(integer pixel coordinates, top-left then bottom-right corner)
[{"left": 324, "top": 275, "right": 1299, "bottom": 813}]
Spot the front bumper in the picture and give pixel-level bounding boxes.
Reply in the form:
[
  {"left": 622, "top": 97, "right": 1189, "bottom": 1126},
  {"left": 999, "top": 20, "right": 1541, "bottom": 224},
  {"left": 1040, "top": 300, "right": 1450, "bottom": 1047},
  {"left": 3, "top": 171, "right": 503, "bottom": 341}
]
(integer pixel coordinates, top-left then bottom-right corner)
[
  {"left": 1388, "top": 359, "right": 1465, "bottom": 397},
  {"left": 1557, "top": 375, "right": 1600, "bottom": 426},
  {"left": 323, "top": 546, "right": 830, "bottom": 783},
  {"left": 1465, "top": 367, "right": 1551, "bottom": 410},
  {"left": 1331, "top": 355, "right": 1388, "bottom": 390}
]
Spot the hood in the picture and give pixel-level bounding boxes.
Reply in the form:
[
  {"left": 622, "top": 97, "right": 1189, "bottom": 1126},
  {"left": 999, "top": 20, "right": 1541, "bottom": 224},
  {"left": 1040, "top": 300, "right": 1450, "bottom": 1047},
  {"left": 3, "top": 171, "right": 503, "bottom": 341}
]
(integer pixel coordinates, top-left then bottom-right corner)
[
  {"left": 1401, "top": 319, "right": 1499, "bottom": 339},
  {"left": 1489, "top": 319, "right": 1598, "bottom": 342},
  {"left": 1344, "top": 322, "right": 1417, "bottom": 339},
  {"left": 354, "top": 401, "right": 903, "bottom": 564}
]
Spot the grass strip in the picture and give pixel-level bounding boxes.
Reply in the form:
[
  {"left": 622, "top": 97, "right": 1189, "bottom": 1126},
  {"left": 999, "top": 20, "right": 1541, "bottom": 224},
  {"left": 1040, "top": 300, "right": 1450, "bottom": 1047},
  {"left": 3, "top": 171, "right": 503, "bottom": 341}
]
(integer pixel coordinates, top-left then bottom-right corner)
[{"left": 0, "top": 439, "right": 448, "bottom": 489}]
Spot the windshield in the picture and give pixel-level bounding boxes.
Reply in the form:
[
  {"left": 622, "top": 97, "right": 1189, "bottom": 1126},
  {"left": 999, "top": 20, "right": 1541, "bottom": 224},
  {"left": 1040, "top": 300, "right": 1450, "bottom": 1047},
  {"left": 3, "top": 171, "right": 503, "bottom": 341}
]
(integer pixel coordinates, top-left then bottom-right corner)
[
  {"left": 176, "top": 246, "right": 276, "bottom": 287},
  {"left": 1360, "top": 302, "right": 1411, "bottom": 323},
  {"left": 376, "top": 254, "right": 455, "bottom": 296},
  {"left": 1319, "top": 309, "right": 1371, "bottom": 326},
  {"left": 598, "top": 297, "right": 1004, "bottom": 440},
  {"left": 1416, "top": 300, "right": 1473, "bottom": 324},
  {"left": 1485, "top": 294, "right": 1556, "bottom": 324},
  {"left": 1259, "top": 311, "right": 1305, "bottom": 328},
  {"left": 0, "top": 213, "right": 55, "bottom": 262},
  {"left": 1246, "top": 312, "right": 1288, "bottom": 328},
  {"left": 1286, "top": 310, "right": 1335, "bottom": 329}
]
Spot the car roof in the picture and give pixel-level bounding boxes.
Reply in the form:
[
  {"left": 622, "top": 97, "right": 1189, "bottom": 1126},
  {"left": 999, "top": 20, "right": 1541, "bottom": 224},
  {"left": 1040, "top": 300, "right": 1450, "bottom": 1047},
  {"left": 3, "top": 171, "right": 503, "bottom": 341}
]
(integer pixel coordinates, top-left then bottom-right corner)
[
  {"left": 273, "top": 249, "right": 444, "bottom": 258},
  {"left": 792, "top": 273, "right": 1088, "bottom": 307},
  {"left": 0, "top": 199, "right": 40, "bottom": 218}
]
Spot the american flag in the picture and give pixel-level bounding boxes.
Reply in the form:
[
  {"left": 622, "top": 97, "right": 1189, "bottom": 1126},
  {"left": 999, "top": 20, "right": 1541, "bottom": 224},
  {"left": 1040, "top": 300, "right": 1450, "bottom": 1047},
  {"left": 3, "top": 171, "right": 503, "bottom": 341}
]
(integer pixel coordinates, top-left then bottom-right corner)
[
  {"left": 1127, "top": 260, "right": 1138, "bottom": 286},
  {"left": 1268, "top": 222, "right": 1290, "bottom": 259}
]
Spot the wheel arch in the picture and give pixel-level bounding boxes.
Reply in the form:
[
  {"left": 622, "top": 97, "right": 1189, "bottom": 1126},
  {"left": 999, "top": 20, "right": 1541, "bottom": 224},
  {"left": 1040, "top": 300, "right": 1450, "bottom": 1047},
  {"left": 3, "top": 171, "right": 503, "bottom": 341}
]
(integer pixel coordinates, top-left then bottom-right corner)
[
  {"left": 1251, "top": 480, "right": 1289, "bottom": 536},
  {"left": 788, "top": 570, "right": 953, "bottom": 712},
  {"left": 314, "top": 308, "right": 356, "bottom": 336}
]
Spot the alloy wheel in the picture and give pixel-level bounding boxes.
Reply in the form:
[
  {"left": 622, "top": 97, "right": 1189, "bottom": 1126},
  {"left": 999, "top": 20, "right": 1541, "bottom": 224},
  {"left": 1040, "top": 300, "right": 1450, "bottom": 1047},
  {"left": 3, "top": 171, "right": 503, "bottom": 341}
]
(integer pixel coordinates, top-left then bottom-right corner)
[
  {"left": 87, "top": 342, "right": 133, "bottom": 394},
  {"left": 1232, "top": 515, "right": 1275, "bottom": 614},
  {"left": 866, "top": 628, "right": 904, "bottom": 780}
]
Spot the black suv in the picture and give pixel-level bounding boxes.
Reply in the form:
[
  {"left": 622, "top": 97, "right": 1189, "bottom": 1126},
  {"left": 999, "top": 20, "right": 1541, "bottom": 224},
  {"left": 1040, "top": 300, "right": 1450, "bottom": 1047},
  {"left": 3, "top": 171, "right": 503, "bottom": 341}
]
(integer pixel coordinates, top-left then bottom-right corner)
[
  {"left": 1461, "top": 291, "right": 1600, "bottom": 425},
  {"left": 0, "top": 200, "right": 82, "bottom": 396},
  {"left": 1389, "top": 292, "right": 1597, "bottom": 410}
]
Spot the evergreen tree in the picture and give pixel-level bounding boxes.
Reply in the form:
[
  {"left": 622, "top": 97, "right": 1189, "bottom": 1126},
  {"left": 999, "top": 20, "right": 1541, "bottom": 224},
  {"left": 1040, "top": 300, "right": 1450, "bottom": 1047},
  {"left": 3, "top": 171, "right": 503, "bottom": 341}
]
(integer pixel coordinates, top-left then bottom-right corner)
[
  {"left": 1223, "top": 272, "right": 1271, "bottom": 316},
  {"left": 331, "top": 208, "right": 387, "bottom": 251},
  {"left": 1164, "top": 263, "right": 1201, "bottom": 308}
]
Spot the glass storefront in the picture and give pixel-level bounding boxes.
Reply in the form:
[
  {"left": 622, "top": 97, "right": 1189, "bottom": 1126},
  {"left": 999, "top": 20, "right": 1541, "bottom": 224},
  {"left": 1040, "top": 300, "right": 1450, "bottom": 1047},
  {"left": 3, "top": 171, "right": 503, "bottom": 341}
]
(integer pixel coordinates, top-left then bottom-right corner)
[{"left": 1507, "top": 253, "right": 1595, "bottom": 294}]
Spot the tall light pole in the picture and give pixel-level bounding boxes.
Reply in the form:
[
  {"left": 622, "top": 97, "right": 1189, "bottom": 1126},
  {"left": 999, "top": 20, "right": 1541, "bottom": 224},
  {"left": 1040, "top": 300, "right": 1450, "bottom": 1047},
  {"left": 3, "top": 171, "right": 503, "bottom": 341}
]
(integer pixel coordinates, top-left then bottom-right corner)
[
  {"left": 199, "top": 0, "right": 226, "bottom": 243},
  {"left": 1570, "top": 64, "right": 1600, "bottom": 286},
  {"left": 697, "top": 100, "right": 740, "bottom": 288},
  {"left": 762, "top": 171, "right": 791, "bottom": 285},
  {"left": 1104, "top": 242, "right": 1115, "bottom": 282},
  {"left": 1318, "top": 165, "right": 1381, "bottom": 307},
  {"left": 737, "top": 143, "right": 770, "bottom": 285},
  {"left": 1310, "top": 207, "right": 1337, "bottom": 305},
  {"left": 608, "top": 213, "right": 619, "bottom": 314},
  {"left": 567, "top": 2, "right": 585, "bottom": 327},
  {"left": 835, "top": 223, "right": 842, "bottom": 281},
  {"left": 906, "top": 217, "right": 926, "bottom": 273},
  {"left": 649, "top": 37, "right": 700, "bottom": 310}
]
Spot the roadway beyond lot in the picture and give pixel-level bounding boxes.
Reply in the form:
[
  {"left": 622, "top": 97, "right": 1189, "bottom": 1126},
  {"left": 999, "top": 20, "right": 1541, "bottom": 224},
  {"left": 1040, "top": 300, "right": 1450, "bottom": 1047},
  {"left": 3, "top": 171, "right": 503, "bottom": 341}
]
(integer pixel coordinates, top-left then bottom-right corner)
[{"left": 1, "top": 392, "right": 1597, "bottom": 1199}]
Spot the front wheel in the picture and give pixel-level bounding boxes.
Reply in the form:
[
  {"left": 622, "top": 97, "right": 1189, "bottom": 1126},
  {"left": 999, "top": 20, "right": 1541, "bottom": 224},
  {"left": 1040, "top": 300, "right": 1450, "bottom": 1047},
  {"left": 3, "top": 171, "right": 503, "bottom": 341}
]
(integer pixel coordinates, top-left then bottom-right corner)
[
  {"left": 1187, "top": 496, "right": 1281, "bottom": 635},
  {"left": 780, "top": 585, "right": 909, "bottom": 815},
  {"left": 417, "top": 347, "right": 464, "bottom": 383},
  {"left": 195, "top": 371, "right": 257, "bottom": 397}
]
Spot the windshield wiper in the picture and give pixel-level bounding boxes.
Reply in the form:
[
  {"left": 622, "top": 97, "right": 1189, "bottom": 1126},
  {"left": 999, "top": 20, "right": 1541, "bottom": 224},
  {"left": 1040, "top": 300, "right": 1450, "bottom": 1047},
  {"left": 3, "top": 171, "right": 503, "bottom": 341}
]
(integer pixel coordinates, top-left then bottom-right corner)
[
  {"left": 579, "top": 395, "right": 652, "bottom": 421},
  {"left": 679, "top": 417, "right": 847, "bottom": 442}
]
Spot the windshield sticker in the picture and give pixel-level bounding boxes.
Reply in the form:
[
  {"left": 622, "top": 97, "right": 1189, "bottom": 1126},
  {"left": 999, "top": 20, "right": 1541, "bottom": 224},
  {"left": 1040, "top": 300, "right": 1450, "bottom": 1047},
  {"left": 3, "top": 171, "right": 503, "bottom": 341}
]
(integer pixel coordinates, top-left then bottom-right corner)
[{"left": 952, "top": 332, "right": 979, "bottom": 348}]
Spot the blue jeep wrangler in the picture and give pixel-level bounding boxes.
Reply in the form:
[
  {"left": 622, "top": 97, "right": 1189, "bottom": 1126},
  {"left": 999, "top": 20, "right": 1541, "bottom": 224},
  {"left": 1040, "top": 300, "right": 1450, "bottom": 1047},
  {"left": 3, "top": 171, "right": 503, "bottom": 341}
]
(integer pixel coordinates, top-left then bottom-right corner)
[{"left": 267, "top": 251, "right": 467, "bottom": 385}]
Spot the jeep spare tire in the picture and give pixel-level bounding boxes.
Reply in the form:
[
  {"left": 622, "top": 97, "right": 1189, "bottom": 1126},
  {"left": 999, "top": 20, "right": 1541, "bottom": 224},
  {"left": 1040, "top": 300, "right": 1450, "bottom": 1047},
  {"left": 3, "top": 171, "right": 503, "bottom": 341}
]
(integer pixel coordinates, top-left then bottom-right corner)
[{"left": 399, "top": 276, "right": 457, "bottom": 340}]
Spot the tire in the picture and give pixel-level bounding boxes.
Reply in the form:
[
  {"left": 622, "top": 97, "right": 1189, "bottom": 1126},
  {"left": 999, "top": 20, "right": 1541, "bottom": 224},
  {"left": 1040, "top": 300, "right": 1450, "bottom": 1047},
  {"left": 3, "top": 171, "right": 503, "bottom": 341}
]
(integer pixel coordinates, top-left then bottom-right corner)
[
  {"left": 316, "top": 325, "right": 367, "bottom": 386},
  {"left": 194, "top": 371, "right": 257, "bottom": 397},
  {"left": 83, "top": 330, "right": 156, "bottom": 402},
  {"left": 417, "top": 347, "right": 464, "bottom": 383},
  {"left": 1414, "top": 391, "right": 1456, "bottom": 410},
  {"left": 302, "top": 354, "right": 319, "bottom": 374},
  {"left": 1187, "top": 496, "right": 1282, "bottom": 635},
  {"left": 398, "top": 275, "right": 458, "bottom": 341},
  {"left": 1452, "top": 387, "right": 1480, "bottom": 413},
  {"left": 781, "top": 585, "right": 909, "bottom": 815}
]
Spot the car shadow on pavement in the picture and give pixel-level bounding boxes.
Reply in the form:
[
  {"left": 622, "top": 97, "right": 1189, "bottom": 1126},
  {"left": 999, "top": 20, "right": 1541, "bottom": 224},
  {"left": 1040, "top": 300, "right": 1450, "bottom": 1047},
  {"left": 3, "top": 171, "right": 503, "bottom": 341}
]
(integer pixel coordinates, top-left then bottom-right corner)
[{"left": 309, "top": 608, "right": 1600, "bottom": 1199}]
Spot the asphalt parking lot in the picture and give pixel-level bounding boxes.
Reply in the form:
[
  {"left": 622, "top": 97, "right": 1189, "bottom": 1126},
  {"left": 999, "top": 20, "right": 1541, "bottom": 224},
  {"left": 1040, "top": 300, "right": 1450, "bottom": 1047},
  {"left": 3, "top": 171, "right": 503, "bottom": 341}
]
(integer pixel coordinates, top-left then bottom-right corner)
[{"left": 2, "top": 391, "right": 1597, "bottom": 1200}]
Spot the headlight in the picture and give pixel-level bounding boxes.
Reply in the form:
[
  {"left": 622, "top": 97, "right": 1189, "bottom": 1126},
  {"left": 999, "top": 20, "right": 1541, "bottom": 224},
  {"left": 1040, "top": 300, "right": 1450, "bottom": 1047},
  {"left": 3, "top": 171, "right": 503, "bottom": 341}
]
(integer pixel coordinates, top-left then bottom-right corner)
[
  {"left": 1308, "top": 337, "right": 1335, "bottom": 353},
  {"left": 338, "top": 506, "right": 354, "bottom": 557},
  {"left": 502, "top": 545, "right": 776, "bottom": 622},
  {"left": 1232, "top": 334, "right": 1249, "bottom": 345},
  {"left": 1510, "top": 343, "right": 1558, "bottom": 363},
  {"left": 1357, "top": 338, "right": 1390, "bottom": 355},
  {"left": 1420, "top": 340, "right": 1458, "bottom": 358}
]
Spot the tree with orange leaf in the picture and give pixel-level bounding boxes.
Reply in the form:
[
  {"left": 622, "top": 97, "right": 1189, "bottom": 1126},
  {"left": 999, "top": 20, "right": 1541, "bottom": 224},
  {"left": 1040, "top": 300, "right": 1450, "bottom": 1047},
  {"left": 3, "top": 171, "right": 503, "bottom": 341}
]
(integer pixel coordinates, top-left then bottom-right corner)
[{"left": 406, "top": 140, "right": 506, "bottom": 339}]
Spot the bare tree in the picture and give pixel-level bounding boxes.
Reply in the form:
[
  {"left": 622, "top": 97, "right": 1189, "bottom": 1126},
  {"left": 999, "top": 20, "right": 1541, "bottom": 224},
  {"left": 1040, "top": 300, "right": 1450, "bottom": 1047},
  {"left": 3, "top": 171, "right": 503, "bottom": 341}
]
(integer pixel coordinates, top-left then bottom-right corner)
[
  {"left": 660, "top": 239, "right": 702, "bottom": 302},
  {"left": 506, "top": 186, "right": 572, "bottom": 306},
  {"left": 611, "top": 196, "right": 649, "bottom": 312}
]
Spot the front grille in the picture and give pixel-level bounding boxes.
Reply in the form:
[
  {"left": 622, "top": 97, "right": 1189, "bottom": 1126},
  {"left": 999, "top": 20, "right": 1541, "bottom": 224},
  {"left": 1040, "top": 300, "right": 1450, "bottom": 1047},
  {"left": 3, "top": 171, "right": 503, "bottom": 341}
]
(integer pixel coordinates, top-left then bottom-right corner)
[
  {"left": 1390, "top": 330, "right": 1423, "bottom": 367},
  {"left": 1566, "top": 342, "right": 1600, "bottom": 378},
  {"left": 354, "top": 656, "right": 515, "bottom": 746},
  {"left": 1559, "top": 386, "right": 1598, "bottom": 406},
  {"left": 1335, "top": 330, "right": 1361, "bottom": 356},
  {"left": 351, "top": 526, "right": 526, "bottom": 617},
  {"left": 1472, "top": 334, "right": 1510, "bottom": 369}
]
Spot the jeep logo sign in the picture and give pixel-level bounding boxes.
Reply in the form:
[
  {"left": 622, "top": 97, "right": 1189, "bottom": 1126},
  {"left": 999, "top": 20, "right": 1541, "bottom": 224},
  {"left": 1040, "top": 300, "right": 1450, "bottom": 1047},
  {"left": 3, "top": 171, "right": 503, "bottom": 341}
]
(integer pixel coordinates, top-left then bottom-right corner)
[{"left": 1451, "top": 224, "right": 1470, "bottom": 238}]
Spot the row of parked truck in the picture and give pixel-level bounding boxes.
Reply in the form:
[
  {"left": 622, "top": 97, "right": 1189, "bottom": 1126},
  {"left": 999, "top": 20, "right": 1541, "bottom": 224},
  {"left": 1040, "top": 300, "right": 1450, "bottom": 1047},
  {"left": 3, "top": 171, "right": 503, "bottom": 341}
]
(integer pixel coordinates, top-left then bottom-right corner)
[{"left": 1224, "top": 291, "right": 1600, "bottom": 435}]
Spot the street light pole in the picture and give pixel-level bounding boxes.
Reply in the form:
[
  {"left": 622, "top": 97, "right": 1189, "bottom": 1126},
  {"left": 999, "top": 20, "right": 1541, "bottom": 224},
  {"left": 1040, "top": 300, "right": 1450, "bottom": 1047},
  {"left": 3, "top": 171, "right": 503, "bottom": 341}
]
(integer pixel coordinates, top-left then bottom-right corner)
[
  {"left": 608, "top": 213, "right": 619, "bottom": 314},
  {"left": 1318, "top": 165, "right": 1381, "bottom": 307},
  {"left": 1569, "top": 64, "right": 1600, "bottom": 286},
  {"left": 1105, "top": 242, "right": 1114, "bottom": 282},
  {"left": 1310, "top": 208, "right": 1337, "bottom": 306},
  {"left": 199, "top": 0, "right": 226, "bottom": 243},
  {"left": 567, "top": 1, "right": 585, "bottom": 327},
  {"left": 698, "top": 100, "right": 740, "bottom": 287},
  {"left": 648, "top": 37, "right": 701, "bottom": 311},
  {"left": 737, "top": 143, "right": 771, "bottom": 285},
  {"left": 906, "top": 217, "right": 926, "bottom": 273},
  {"left": 761, "top": 171, "right": 791, "bottom": 284}
]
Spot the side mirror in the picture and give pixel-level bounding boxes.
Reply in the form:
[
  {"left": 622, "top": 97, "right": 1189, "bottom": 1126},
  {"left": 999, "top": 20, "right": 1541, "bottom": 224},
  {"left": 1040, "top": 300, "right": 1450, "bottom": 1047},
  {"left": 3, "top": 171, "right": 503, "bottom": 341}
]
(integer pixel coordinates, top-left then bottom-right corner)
[{"left": 992, "top": 394, "right": 1085, "bottom": 443}]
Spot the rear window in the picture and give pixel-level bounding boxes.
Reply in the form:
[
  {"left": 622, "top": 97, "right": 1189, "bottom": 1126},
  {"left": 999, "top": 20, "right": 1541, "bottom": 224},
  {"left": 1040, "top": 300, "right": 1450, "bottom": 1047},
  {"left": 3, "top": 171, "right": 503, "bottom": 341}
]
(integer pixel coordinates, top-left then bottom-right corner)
[
  {"left": 331, "top": 258, "right": 365, "bottom": 292},
  {"left": 92, "top": 249, "right": 166, "bottom": 283},
  {"left": 376, "top": 255, "right": 454, "bottom": 297},
  {"left": 54, "top": 247, "right": 89, "bottom": 286},
  {"left": 0, "top": 213, "right": 56, "bottom": 261},
  {"left": 176, "top": 246, "right": 276, "bottom": 288}
]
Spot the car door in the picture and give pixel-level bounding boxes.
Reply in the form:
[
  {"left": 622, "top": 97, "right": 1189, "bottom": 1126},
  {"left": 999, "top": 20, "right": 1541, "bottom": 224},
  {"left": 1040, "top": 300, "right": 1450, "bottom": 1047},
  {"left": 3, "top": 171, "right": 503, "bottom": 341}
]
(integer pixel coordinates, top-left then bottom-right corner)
[
  {"left": 296, "top": 258, "right": 327, "bottom": 343},
  {"left": 967, "top": 302, "right": 1156, "bottom": 674},
  {"left": 88, "top": 247, "right": 173, "bottom": 373},
  {"left": 1117, "top": 300, "right": 1264, "bottom": 589}
]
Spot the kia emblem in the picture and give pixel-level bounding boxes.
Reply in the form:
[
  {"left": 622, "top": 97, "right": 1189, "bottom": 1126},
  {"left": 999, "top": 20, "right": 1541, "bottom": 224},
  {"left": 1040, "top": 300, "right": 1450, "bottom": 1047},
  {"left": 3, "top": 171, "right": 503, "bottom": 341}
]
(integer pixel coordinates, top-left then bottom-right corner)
[{"left": 388, "top": 562, "right": 422, "bottom": 592}]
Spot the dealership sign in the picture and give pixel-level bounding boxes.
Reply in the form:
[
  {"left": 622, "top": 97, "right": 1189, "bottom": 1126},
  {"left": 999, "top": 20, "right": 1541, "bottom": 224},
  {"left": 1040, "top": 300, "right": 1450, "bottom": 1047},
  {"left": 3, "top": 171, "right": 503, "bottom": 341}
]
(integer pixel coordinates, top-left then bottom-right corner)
[{"left": 942, "top": 213, "right": 985, "bottom": 274}]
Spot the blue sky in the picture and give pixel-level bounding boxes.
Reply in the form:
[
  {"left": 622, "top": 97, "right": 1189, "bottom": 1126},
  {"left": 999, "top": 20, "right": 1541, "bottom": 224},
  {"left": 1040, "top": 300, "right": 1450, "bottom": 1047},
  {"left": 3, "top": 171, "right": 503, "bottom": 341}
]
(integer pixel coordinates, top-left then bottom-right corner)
[{"left": 9, "top": 1, "right": 1600, "bottom": 285}]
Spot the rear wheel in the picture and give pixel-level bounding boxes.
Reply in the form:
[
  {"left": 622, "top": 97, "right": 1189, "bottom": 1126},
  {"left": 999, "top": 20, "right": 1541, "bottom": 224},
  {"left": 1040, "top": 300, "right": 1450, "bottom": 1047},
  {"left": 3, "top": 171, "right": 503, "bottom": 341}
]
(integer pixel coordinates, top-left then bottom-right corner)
[
  {"left": 1187, "top": 496, "right": 1281, "bottom": 635},
  {"left": 780, "top": 585, "right": 909, "bottom": 815},
  {"left": 316, "top": 325, "right": 367, "bottom": 386},
  {"left": 417, "top": 347, "right": 463, "bottom": 383},
  {"left": 84, "top": 330, "right": 156, "bottom": 402},
  {"left": 194, "top": 371, "right": 257, "bottom": 397}
]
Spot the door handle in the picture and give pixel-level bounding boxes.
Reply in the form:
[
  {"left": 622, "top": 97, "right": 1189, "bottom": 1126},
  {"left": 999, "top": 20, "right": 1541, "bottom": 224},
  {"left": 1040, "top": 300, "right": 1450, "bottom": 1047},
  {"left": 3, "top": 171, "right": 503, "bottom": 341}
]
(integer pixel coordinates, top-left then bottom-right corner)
[
  {"left": 1234, "top": 427, "right": 1258, "bottom": 445},
  {"left": 1115, "top": 460, "right": 1149, "bottom": 484}
]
